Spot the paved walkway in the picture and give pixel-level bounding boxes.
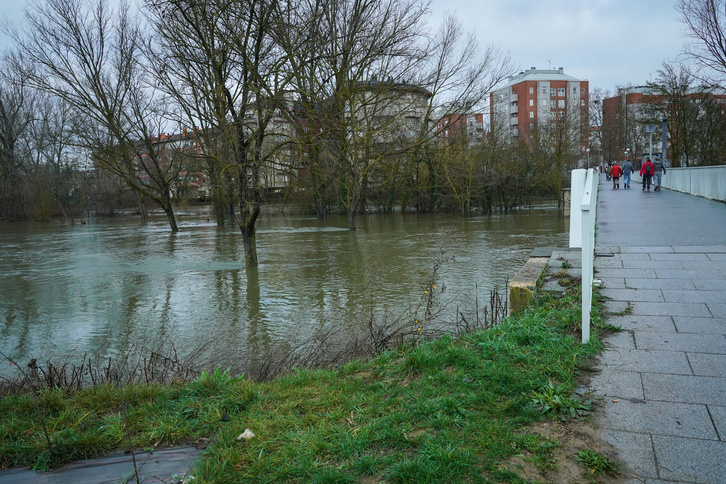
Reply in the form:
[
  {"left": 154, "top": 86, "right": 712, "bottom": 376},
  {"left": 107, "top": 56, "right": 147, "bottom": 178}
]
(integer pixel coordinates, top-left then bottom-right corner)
[{"left": 590, "top": 175, "right": 726, "bottom": 484}]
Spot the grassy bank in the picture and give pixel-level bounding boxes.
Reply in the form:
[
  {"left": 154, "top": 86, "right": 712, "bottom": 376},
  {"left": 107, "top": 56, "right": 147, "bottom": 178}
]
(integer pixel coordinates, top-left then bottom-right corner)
[{"left": 0, "top": 286, "right": 619, "bottom": 483}]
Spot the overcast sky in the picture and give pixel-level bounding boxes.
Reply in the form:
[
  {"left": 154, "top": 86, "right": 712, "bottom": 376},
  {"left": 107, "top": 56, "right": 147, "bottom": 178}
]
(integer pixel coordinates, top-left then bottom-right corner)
[
  {"left": 1, "top": 0, "right": 690, "bottom": 94},
  {"left": 429, "top": 0, "right": 689, "bottom": 93}
]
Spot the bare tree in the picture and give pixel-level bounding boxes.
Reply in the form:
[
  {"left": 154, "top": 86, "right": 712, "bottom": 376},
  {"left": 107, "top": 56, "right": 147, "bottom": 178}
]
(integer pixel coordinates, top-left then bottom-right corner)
[
  {"left": 678, "top": 0, "right": 726, "bottom": 80},
  {"left": 0, "top": 63, "right": 35, "bottom": 220},
  {"left": 146, "top": 0, "right": 289, "bottom": 266},
  {"left": 9, "top": 0, "right": 182, "bottom": 231}
]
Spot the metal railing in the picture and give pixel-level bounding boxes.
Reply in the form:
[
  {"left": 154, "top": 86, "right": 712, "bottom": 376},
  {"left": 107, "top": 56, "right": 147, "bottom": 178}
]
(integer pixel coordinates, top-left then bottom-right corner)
[{"left": 569, "top": 168, "right": 598, "bottom": 343}]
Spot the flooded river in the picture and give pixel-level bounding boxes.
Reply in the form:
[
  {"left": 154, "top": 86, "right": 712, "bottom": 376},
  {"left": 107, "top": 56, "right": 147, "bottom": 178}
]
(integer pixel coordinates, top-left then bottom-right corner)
[{"left": 0, "top": 206, "right": 568, "bottom": 374}]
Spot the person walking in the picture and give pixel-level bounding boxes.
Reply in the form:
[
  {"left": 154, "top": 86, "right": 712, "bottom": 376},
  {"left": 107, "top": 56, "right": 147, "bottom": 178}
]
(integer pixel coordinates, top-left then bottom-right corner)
[
  {"left": 640, "top": 157, "right": 654, "bottom": 191},
  {"left": 652, "top": 157, "right": 666, "bottom": 191},
  {"left": 622, "top": 159, "right": 634, "bottom": 189},
  {"left": 609, "top": 162, "right": 622, "bottom": 189}
]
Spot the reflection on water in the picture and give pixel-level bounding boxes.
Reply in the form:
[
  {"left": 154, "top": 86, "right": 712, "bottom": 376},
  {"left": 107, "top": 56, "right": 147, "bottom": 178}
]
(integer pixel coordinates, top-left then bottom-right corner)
[{"left": 0, "top": 206, "right": 568, "bottom": 371}]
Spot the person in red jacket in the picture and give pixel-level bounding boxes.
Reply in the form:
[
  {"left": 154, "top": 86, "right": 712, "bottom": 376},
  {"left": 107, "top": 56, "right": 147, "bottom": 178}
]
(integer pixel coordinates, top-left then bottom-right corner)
[
  {"left": 609, "top": 162, "right": 623, "bottom": 189},
  {"left": 640, "top": 157, "right": 655, "bottom": 191}
]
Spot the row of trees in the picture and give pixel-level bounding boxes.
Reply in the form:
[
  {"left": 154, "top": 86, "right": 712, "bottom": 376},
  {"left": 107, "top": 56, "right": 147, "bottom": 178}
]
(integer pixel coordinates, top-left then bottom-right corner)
[{"left": 3, "top": 0, "right": 587, "bottom": 267}]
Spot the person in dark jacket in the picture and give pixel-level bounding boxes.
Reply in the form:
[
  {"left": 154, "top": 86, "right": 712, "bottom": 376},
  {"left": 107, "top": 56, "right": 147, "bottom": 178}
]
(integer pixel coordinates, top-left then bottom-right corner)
[
  {"left": 610, "top": 162, "right": 623, "bottom": 189},
  {"left": 652, "top": 157, "right": 666, "bottom": 191},
  {"left": 622, "top": 159, "right": 634, "bottom": 189},
  {"left": 640, "top": 157, "right": 655, "bottom": 191}
]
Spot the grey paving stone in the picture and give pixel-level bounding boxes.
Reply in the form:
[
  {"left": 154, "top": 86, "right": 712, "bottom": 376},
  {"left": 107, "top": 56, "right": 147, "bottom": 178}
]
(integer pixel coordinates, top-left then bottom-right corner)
[
  {"left": 674, "top": 245, "right": 726, "bottom": 253},
  {"left": 604, "top": 315, "right": 676, "bottom": 332},
  {"left": 602, "top": 288, "right": 664, "bottom": 302},
  {"left": 673, "top": 316, "right": 726, "bottom": 334},
  {"left": 634, "top": 331, "right": 726, "bottom": 353},
  {"left": 600, "top": 430, "right": 657, "bottom": 479},
  {"left": 642, "top": 373, "right": 726, "bottom": 406},
  {"left": 599, "top": 399, "right": 717, "bottom": 440},
  {"left": 604, "top": 300, "right": 630, "bottom": 315},
  {"left": 655, "top": 269, "right": 724, "bottom": 279},
  {"left": 599, "top": 277, "right": 626, "bottom": 288},
  {"left": 623, "top": 259, "right": 685, "bottom": 269},
  {"left": 602, "top": 330, "right": 636, "bottom": 349},
  {"left": 653, "top": 434, "right": 726, "bottom": 483},
  {"left": 693, "top": 279, "right": 726, "bottom": 291},
  {"left": 687, "top": 353, "right": 726, "bottom": 378},
  {"left": 599, "top": 348, "right": 692, "bottom": 374},
  {"left": 625, "top": 278, "right": 696, "bottom": 290},
  {"left": 597, "top": 268, "right": 657, "bottom": 279},
  {"left": 630, "top": 302, "right": 713, "bottom": 318},
  {"left": 593, "top": 258, "right": 624, "bottom": 268},
  {"left": 681, "top": 260, "right": 726, "bottom": 271},
  {"left": 620, "top": 246, "right": 675, "bottom": 253},
  {"left": 650, "top": 253, "right": 710, "bottom": 261},
  {"left": 708, "top": 253, "right": 726, "bottom": 260},
  {"left": 589, "top": 369, "right": 644, "bottom": 399},
  {"left": 707, "top": 405, "right": 726, "bottom": 441},
  {"left": 706, "top": 303, "right": 726, "bottom": 316},
  {"left": 662, "top": 289, "right": 726, "bottom": 304}
]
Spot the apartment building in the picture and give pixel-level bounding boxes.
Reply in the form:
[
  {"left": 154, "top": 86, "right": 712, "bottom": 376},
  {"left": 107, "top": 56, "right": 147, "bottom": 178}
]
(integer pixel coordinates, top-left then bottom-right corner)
[
  {"left": 490, "top": 67, "right": 589, "bottom": 142},
  {"left": 436, "top": 113, "right": 485, "bottom": 145}
]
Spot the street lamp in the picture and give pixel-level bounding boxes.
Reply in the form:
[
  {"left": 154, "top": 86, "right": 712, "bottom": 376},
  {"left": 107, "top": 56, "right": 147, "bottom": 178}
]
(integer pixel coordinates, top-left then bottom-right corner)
[{"left": 586, "top": 148, "right": 590, "bottom": 169}]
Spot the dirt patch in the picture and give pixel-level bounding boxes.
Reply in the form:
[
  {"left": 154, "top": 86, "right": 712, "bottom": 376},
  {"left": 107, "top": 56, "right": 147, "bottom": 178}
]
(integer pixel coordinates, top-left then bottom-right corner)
[{"left": 505, "top": 419, "right": 633, "bottom": 484}]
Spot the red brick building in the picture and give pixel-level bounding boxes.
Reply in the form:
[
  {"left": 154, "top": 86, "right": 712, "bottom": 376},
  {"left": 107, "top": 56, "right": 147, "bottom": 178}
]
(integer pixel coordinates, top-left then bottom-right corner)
[{"left": 490, "top": 67, "right": 589, "bottom": 144}]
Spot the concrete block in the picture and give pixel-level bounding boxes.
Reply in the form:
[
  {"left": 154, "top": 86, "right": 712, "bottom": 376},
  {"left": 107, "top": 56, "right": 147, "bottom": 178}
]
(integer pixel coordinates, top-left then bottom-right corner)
[
  {"left": 589, "top": 369, "right": 644, "bottom": 399},
  {"left": 629, "top": 302, "right": 712, "bottom": 318},
  {"left": 655, "top": 269, "right": 723, "bottom": 279},
  {"left": 598, "top": 348, "right": 691, "bottom": 375},
  {"left": 601, "top": 289, "right": 664, "bottom": 303},
  {"left": 600, "top": 430, "right": 657, "bottom": 479},
  {"left": 624, "top": 278, "right": 696, "bottom": 290},
  {"left": 643, "top": 373, "right": 726, "bottom": 406},
  {"left": 693, "top": 279, "right": 726, "bottom": 291},
  {"left": 707, "top": 404, "right": 726, "bottom": 440},
  {"left": 673, "top": 316, "right": 726, "bottom": 334},
  {"left": 619, "top": 246, "right": 675, "bottom": 253},
  {"left": 634, "top": 331, "right": 726, "bottom": 353},
  {"left": 600, "top": 399, "right": 717, "bottom": 439},
  {"left": 650, "top": 252, "right": 710, "bottom": 261},
  {"left": 602, "top": 331, "right": 636, "bottom": 349},
  {"left": 687, "top": 353, "right": 726, "bottom": 377},
  {"left": 653, "top": 435, "right": 726, "bottom": 483},
  {"left": 662, "top": 289, "right": 724, "bottom": 303},
  {"left": 508, "top": 256, "right": 549, "bottom": 315},
  {"left": 604, "top": 315, "right": 677, "bottom": 332},
  {"left": 623, "top": 259, "right": 685, "bottom": 270},
  {"left": 596, "top": 268, "right": 657, "bottom": 279},
  {"left": 599, "top": 277, "right": 626, "bottom": 288}
]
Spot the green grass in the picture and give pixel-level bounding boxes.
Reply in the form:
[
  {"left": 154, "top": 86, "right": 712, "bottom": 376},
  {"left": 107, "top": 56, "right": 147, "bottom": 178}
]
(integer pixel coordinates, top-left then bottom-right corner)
[
  {"left": 0, "top": 287, "right": 607, "bottom": 482},
  {"left": 574, "top": 449, "right": 622, "bottom": 482}
]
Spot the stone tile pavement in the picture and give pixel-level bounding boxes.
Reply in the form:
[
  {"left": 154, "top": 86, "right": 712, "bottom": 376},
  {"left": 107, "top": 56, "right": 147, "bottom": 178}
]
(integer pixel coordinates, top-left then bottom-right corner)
[{"left": 586, "top": 176, "right": 726, "bottom": 484}]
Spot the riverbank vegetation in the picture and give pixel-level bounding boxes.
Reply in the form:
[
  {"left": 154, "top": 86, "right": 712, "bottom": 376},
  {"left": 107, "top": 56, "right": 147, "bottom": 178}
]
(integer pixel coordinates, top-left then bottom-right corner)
[{"left": 0, "top": 284, "right": 622, "bottom": 483}]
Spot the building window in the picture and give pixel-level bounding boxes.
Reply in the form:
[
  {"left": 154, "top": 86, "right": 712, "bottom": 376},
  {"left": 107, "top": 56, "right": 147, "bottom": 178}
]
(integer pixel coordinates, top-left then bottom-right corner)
[
  {"left": 573, "top": 87, "right": 577, "bottom": 93},
  {"left": 542, "top": 99, "right": 547, "bottom": 106},
  {"left": 529, "top": 87, "right": 534, "bottom": 94},
  {"left": 581, "top": 88, "right": 585, "bottom": 94},
  {"left": 549, "top": 100, "right": 556, "bottom": 109},
  {"left": 558, "top": 87, "right": 565, "bottom": 96},
  {"left": 558, "top": 99, "right": 565, "bottom": 109},
  {"left": 550, "top": 87, "right": 556, "bottom": 96},
  {"left": 529, "top": 111, "right": 534, "bottom": 118},
  {"left": 529, "top": 99, "right": 534, "bottom": 106},
  {"left": 542, "top": 87, "right": 547, "bottom": 94}
]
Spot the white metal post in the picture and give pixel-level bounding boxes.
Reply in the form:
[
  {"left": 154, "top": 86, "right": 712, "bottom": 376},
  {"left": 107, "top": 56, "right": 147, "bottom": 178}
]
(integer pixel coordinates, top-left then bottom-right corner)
[
  {"left": 569, "top": 169, "right": 587, "bottom": 248},
  {"left": 580, "top": 169, "right": 595, "bottom": 343}
]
